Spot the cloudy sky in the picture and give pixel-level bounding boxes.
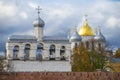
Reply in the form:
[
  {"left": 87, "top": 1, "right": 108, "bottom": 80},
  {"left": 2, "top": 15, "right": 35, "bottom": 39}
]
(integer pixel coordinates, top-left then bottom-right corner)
[{"left": 0, "top": 0, "right": 120, "bottom": 53}]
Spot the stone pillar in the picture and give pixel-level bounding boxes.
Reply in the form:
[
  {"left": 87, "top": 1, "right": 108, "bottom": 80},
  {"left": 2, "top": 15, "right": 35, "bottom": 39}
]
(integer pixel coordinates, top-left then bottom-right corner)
[
  {"left": 29, "top": 49, "right": 36, "bottom": 60},
  {"left": 29, "top": 43, "right": 37, "bottom": 60},
  {"left": 6, "top": 43, "right": 13, "bottom": 60},
  {"left": 19, "top": 49, "right": 24, "bottom": 60},
  {"left": 42, "top": 48, "right": 49, "bottom": 60},
  {"left": 55, "top": 48, "right": 60, "bottom": 60},
  {"left": 65, "top": 49, "right": 71, "bottom": 61},
  {"left": 7, "top": 49, "right": 13, "bottom": 60}
]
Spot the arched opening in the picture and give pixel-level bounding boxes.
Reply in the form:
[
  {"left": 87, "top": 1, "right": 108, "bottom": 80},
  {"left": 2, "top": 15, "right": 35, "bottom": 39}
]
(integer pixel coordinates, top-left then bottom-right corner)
[
  {"left": 75, "top": 43, "right": 77, "bottom": 47},
  {"left": 60, "top": 46, "right": 66, "bottom": 60},
  {"left": 36, "top": 43, "right": 43, "bottom": 60},
  {"left": 24, "top": 44, "right": 30, "bottom": 60},
  {"left": 13, "top": 45, "right": 19, "bottom": 60},
  {"left": 98, "top": 43, "right": 101, "bottom": 50},
  {"left": 86, "top": 41, "right": 89, "bottom": 49},
  {"left": 49, "top": 44, "right": 55, "bottom": 60},
  {"left": 91, "top": 41, "right": 94, "bottom": 50}
]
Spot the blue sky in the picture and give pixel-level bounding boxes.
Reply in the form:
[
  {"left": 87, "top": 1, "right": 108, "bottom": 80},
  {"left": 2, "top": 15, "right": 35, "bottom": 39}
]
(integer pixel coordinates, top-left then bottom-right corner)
[{"left": 0, "top": 0, "right": 120, "bottom": 54}]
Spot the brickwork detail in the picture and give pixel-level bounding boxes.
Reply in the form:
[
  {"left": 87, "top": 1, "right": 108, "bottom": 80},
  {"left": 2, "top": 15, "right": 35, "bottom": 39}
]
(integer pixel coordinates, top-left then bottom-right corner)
[{"left": 0, "top": 72, "right": 120, "bottom": 80}]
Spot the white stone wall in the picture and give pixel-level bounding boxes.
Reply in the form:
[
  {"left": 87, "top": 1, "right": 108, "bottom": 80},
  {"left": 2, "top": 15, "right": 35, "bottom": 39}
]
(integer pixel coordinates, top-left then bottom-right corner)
[
  {"left": 42, "top": 43, "right": 71, "bottom": 60},
  {"left": 10, "top": 61, "right": 71, "bottom": 72},
  {"left": 6, "top": 41, "right": 71, "bottom": 60},
  {"left": 34, "top": 27, "right": 43, "bottom": 41},
  {"left": 6, "top": 42, "right": 37, "bottom": 60}
]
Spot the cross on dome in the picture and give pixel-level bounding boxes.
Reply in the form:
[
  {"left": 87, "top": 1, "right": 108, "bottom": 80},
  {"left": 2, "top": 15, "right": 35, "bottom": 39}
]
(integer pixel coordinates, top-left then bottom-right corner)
[{"left": 36, "top": 6, "right": 42, "bottom": 17}]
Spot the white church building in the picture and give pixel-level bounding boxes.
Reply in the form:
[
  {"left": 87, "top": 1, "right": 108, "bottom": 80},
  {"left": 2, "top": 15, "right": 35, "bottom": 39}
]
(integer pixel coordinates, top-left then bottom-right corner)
[{"left": 6, "top": 6, "right": 106, "bottom": 72}]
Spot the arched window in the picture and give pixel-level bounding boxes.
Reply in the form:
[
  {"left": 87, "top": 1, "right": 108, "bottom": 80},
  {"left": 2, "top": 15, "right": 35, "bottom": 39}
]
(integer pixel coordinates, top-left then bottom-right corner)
[
  {"left": 91, "top": 41, "right": 94, "bottom": 50},
  {"left": 24, "top": 44, "right": 30, "bottom": 60},
  {"left": 49, "top": 44, "right": 55, "bottom": 60},
  {"left": 13, "top": 45, "right": 19, "bottom": 60},
  {"left": 86, "top": 41, "right": 89, "bottom": 49},
  {"left": 36, "top": 43, "right": 43, "bottom": 60},
  {"left": 60, "top": 46, "right": 65, "bottom": 60},
  {"left": 75, "top": 43, "right": 77, "bottom": 47},
  {"left": 98, "top": 43, "right": 101, "bottom": 50}
]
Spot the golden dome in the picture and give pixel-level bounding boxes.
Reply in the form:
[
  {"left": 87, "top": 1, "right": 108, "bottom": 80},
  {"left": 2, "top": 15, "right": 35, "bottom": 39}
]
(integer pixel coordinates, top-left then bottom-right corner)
[{"left": 79, "top": 21, "right": 94, "bottom": 36}]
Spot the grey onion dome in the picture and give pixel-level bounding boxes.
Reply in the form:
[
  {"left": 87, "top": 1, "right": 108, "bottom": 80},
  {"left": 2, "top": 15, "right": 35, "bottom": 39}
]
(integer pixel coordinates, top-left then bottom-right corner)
[
  {"left": 33, "top": 17, "right": 45, "bottom": 27},
  {"left": 94, "top": 28, "right": 105, "bottom": 42},
  {"left": 70, "top": 30, "right": 82, "bottom": 42}
]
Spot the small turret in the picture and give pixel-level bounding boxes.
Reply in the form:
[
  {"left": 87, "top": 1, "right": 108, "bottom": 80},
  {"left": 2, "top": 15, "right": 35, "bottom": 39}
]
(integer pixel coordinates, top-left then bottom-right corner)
[
  {"left": 70, "top": 26, "right": 82, "bottom": 49},
  {"left": 33, "top": 6, "right": 45, "bottom": 41},
  {"left": 94, "top": 27, "right": 105, "bottom": 42}
]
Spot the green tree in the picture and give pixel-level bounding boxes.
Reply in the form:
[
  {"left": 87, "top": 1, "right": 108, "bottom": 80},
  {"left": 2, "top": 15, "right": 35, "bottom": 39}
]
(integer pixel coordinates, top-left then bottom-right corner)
[
  {"left": 0, "top": 56, "right": 8, "bottom": 72},
  {"left": 89, "top": 49, "right": 110, "bottom": 71},
  {"left": 71, "top": 42, "right": 111, "bottom": 72},
  {"left": 71, "top": 42, "right": 92, "bottom": 72}
]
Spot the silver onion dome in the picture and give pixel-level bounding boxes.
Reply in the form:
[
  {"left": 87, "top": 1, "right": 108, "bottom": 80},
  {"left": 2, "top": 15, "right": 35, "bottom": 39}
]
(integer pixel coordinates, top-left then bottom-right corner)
[
  {"left": 33, "top": 17, "right": 45, "bottom": 27},
  {"left": 33, "top": 6, "right": 45, "bottom": 27},
  {"left": 70, "top": 27, "right": 82, "bottom": 42},
  {"left": 94, "top": 28, "right": 105, "bottom": 42}
]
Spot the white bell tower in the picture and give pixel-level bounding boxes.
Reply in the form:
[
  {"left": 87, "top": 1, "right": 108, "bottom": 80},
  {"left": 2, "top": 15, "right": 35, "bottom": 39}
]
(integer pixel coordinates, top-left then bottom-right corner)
[{"left": 33, "top": 6, "right": 45, "bottom": 41}]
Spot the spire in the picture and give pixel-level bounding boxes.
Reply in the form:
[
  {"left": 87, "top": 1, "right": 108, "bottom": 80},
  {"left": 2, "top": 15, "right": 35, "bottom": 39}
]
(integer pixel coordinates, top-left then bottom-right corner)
[
  {"left": 68, "top": 28, "right": 71, "bottom": 36},
  {"left": 68, "top": 28, "right": 71, "bottom": 39},
  {"left": 94, "top": 26, "right": 106, "bottom": 42},
  {"left": 97, "top": 26, "right": 101, "bottom": 35},
  {"left": 70, "top": 25, "right": 82, "bottom": 42},
  {"left": 74, "top": 26, "right": 77, "bottom": 32},
  {"left": 85, "top": 14, "right": 88, "bottom": 22},
  {"left": 95, "top": 27, "right": 98, "bottom": 35},
  {"left": 36, "top": 6, "right": 42, "bottom": 18}
]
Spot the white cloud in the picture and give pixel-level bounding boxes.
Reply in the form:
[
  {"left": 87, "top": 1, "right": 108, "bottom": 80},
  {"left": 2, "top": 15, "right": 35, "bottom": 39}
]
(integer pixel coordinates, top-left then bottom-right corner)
[
  {"left": 0, "top": 1, "right": 16, "bottom": 17},
  {"left": 28, "top": 2, "right": 38, "bottom": 9},
  {"left": 44, "top": 3, "right": 77, "bottom": 21},
  {"left": 106, "top": 16, "right": 120, "bottom": 28},
  {"left": 19, "top": 12, "right": 28, "bottom": 19},
  {"left": 42, "top": 3, "right": 79, "bottom": 36}
]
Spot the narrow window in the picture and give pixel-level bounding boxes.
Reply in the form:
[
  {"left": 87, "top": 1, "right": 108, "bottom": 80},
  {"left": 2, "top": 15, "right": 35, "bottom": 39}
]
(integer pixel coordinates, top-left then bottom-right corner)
[
  {"left": 36, "top": 43, "right": 43, "bottom": 60},
  {"left": 24, "top": 44, "right": 30, "bottom": 60},
  {"left": 86, "top": 41, "right": 89, "bottom": 49},
  {"left": 49, "top": 44, "right": 55, "bottom": 60},
  {"left": 13, "top": 45, "right": 19, "bottom": 60},
  {"left": 60, "top": 46, "right": 65, "bottom": 60}
]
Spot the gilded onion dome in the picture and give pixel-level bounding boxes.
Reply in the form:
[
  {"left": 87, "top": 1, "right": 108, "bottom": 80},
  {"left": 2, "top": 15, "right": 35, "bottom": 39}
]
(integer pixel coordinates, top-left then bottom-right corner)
[
  {"left": 79, "top": 20, "right": 94, "bottom": 36},
  {"left": 94, "top": 27, "right": 105, "bottom": 42},
  {"left": 70, "top": 27, "right": 82, "bottom": 42}
]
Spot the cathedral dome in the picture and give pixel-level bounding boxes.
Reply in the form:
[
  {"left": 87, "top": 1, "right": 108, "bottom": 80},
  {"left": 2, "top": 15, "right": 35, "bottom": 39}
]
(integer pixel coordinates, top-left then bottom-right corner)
[
  {"left": 33, "top": 17, "right": 45, "bottom": 27},
  {"left": 70, "top": 27, "right": 82, "bottom": 42},
  {"left": 94, "top": 28, "right": 105, "bottom": 41},
  {"left": 79, "top": 21, "right": 94, "bottom": 36}
]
